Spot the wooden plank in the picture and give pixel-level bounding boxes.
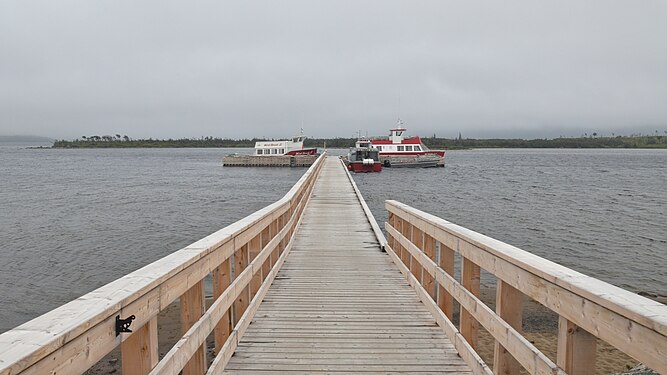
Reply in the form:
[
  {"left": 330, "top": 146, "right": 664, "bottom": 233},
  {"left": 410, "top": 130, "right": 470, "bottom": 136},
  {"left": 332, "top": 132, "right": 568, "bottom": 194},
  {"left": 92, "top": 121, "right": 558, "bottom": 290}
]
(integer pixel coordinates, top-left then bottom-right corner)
[
  {"left": 387, "top": 201, "right": 667, "bottom": 373},
  {"left": 248, "top": 234, "right": 262, "bottom": 300},
  {"left": 181, "top": 281, "right": 206, "bottom": 375},
  {"left": 557, "top": 316, "right": 597, "bottom": 375},
  {"left": 225, "top": 157, "right": 472, "bottom": 374},
  {"left": 411, "top": 225, "right": 424, "bottom": 286},
  {"left": 460, "top": 256, "right": 480, "bottom": 350},
  {"left": 233, "top": 245, "right": 249, "bottom": 325},
  {"left": 387, "top": 223, "right": 562, "bottom": 375},
  {"left": 493, "top": 281, "right": 523, "bottom": 375},
  {"left": 438, "top": 242, "right": 455, "bottom": 320},
  {"left": 121, "top": 317, "right": 158, "bottom": 375},
  {"left": 423, "top": 233, "right": 436, "bottom": 299},
  {"left": 0, "top": 153, "right": 327, "bottom": 375},
  {"left": 385, "top": 200, "right": 667, "bottom": 338},
  {"left": 212, "top": 259, "right": 232, "bottom": 354}
]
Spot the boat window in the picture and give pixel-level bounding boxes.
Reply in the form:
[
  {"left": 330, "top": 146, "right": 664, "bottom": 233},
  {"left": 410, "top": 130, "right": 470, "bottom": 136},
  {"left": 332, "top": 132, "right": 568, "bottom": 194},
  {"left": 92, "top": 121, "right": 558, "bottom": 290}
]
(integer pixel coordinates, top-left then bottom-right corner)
[
  {"left": 271, "top": 149, "right": 277, "bottom": 154},
  {"left": 414, "top": 145, "right": 421, "bottom": 151},
  {"left": 280, "top": 149, "right": 285, "bottom": 154},
  {"left": 396, "top": 131, "right": 402, "bottom": 136},
  {"left": 376, "top": 146, "right": 382, "bottom": 151},
  {"left": 257, "top": 149, "right": 263, "bottom": 155},
  {"left": 405, "top": 145, "right": 413, "bottom": 151},
  {"left": 397, "top": 145, "right": 404, "bottom": 151}
]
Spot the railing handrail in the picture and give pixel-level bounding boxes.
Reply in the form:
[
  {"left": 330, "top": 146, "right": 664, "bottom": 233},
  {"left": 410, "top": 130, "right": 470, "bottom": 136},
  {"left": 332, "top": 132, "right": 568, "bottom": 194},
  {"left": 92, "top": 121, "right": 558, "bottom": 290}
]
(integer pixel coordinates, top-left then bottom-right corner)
[
  {"left": 386, "top": 200, "right": 667, "bottom": 336},
  {"left": 385, "top": 199, "right": 667, "bottom": 374},
  {"left": 0, "top": 152, "right": 326, "bottom": 375}
]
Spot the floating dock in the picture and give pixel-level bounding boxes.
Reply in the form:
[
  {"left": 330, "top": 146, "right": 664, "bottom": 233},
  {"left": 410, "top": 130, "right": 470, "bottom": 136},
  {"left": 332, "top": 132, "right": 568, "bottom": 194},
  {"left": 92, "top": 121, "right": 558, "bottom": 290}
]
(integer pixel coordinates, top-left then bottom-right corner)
[
  {"left": 1, "top": 154, "right": 665, "bottom": 375},
  {"left": 223, "top": 154, "right": 319, "bottom": 167}
]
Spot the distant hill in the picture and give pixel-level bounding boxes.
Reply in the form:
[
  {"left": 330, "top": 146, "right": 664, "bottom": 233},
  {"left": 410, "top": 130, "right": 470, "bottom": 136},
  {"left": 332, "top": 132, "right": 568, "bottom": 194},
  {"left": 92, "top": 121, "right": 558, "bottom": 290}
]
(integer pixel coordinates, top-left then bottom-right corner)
[{"left": 0, "top": 135, "right": 54, "bottom": 143}]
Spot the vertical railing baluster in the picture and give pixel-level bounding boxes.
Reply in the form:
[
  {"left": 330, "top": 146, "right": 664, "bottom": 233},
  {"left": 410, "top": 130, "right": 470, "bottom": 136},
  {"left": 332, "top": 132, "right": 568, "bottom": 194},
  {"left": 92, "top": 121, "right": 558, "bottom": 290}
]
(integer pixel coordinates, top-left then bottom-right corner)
[
  {"left": 460, "top": 256, "right": 480, "bottom": 350},
  {"left": 557, "top": 316, "right": 597, "bottom": 375},
  {"left": 212, "top": 258, "right": 232, "bottom": 355},
  {"left": 410, "top": 226, "right": 424, "bottom": 284},
  {"left": 438, "top": 242, "right": 455, "bottom": 320},
  {"left": 121, "top": 317, "right": 158, "bottom": 375},
  {"left": 423, "top": 233, "right": 437, "bottom": 300},
  {"left": 234, "top": 244, "right": 250, "bottom": 325},
  {"left": 180, "top": 281, "right": 206, "bottom": 375},
  {"left": 493, "top": 280, "right": 523, "bottom": 374}
]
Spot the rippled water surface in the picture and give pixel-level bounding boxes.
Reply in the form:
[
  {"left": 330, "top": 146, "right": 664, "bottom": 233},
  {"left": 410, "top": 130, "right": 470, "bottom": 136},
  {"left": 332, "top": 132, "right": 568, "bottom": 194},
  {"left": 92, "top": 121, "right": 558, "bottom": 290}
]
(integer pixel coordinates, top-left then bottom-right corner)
[
  {"left": 0, "top": 147, "right": 665, "bottom": 333},
  {"left": 0, "top": 146, "right": 305, "bottom": 332},
  {"left": 352, "top": 148, "right": 667, "bottom": 297}
]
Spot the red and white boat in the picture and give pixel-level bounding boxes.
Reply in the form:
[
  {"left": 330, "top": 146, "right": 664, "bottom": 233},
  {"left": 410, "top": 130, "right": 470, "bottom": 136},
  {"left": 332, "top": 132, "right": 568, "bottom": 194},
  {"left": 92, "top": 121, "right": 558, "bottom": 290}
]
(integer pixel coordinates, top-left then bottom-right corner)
[
  {"left": 346, "top": 139, "right": 382, "bottom": 173},
  {"left": 254, "top": 132, "right": 318, "bottom": 156},
  {"left": 370, "top": 119, "right": 445, "bottom": 167}
]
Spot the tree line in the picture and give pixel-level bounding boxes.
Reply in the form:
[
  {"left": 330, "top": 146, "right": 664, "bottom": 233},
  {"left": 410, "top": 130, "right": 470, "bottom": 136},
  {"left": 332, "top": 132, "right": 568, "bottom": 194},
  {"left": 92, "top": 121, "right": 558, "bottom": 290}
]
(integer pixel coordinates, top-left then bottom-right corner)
[{"left": 52, "top": 134, "right": 667, "bottom": 149}]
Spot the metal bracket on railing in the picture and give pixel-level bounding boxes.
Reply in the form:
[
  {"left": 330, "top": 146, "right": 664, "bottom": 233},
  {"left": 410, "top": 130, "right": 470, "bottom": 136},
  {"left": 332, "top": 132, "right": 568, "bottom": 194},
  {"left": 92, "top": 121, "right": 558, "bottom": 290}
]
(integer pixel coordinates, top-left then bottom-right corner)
[{"left": 115, "top": 315, "right": 135, "bottom": 336}]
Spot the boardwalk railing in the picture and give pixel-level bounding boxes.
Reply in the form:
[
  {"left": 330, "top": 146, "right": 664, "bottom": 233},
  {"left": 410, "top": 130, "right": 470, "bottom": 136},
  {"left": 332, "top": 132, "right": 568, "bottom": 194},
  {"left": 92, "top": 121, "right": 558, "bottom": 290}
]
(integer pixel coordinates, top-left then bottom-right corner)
[
  {"left": 384, "top": 200, "right": 667, "bottom": 375},
  {"left": 0, "top": 153, "right": 326, "bottom": 375}
]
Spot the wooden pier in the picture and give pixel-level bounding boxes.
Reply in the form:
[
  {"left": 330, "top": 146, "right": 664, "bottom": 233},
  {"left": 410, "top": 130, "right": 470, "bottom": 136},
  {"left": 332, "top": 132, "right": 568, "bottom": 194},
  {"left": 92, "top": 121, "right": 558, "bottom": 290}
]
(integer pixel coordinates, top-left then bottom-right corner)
[
  {"left": 223, "top": 154, "right": 319, "bottom": 167},
  {"left": 224, "top": 157, "right": 469, "bottom": 374},
  {"left": 1, "top": 154, "right": 666, "bottom": 375}
]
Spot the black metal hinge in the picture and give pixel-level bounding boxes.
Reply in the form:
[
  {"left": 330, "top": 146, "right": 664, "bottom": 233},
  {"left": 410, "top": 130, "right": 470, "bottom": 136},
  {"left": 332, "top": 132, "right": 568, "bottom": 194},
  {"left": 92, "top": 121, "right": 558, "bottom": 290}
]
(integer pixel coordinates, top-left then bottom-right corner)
[{"left": 115, "top": 315, "right": 135, "bottom": 336}]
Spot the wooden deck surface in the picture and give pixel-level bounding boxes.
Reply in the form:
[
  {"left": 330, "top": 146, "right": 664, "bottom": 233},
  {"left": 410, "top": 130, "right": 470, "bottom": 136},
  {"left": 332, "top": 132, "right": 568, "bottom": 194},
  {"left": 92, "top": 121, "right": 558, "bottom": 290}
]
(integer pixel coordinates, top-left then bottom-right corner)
[{"left": 224, "top": 157, "right": 471, "bottom": 374}]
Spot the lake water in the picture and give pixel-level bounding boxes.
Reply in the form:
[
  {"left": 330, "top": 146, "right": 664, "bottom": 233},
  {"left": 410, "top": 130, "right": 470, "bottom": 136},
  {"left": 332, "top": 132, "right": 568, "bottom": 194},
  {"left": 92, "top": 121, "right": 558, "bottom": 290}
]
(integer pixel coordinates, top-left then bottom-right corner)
[{"left": 0, "top": 146, "right": 665, "bottom": 333}]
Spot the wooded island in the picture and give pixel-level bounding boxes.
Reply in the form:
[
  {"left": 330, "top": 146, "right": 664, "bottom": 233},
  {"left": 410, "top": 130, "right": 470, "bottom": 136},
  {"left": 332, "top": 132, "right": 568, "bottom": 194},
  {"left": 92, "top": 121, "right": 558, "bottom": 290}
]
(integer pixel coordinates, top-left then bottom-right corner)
[{"left": 51, "top": 133, "right": 667, "bottom": 149}]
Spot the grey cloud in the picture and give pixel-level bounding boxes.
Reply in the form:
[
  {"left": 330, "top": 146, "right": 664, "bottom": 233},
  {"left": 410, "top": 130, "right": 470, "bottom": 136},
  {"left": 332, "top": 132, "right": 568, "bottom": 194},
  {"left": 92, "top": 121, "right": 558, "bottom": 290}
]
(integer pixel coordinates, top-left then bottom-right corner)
[{"left": 1, "top": 1, "right": 666, "bottom": 140}]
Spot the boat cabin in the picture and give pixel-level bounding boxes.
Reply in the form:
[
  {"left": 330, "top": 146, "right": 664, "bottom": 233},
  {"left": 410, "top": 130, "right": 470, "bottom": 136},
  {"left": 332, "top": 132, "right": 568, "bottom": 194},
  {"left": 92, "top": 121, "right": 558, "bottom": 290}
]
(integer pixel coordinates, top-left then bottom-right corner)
[{"left": 254, "top": 135, "right": 317, "bottom": 156}]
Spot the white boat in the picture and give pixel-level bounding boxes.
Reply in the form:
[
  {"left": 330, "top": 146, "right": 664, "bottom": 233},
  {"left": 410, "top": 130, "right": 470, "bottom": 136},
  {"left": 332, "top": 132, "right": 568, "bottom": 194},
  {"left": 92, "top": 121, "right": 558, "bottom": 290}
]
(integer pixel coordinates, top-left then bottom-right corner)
[
  {"left": 254, "top": 131, "right": 318, "bottom": 156},
  {"left": 346, "top": 139, "right": 382, "bottom": 173},
  {"left": 371, "top": 118, "right": 445, "bottom": 162}
]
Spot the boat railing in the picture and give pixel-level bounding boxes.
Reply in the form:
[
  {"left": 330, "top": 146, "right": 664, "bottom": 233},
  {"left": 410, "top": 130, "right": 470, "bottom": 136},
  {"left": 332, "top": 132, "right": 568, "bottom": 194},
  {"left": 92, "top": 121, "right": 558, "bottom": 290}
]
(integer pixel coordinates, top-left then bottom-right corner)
[
  {"left": 0, "top": 152, "right": 326, "bottom": 375},
  {"left": 384, "top": 200, "right": 667, "bottom": 374}
]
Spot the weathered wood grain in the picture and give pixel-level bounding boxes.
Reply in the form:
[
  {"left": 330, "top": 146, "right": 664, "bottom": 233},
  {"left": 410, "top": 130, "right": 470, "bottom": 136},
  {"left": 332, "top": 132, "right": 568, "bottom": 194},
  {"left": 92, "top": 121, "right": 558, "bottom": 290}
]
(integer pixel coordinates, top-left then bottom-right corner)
[
  {"left": 0, "top": 154, "right": 326, "bottom": 375},
  {"left": 386, "top": 199, "right": 667, "bottom": 373},
  {"left": 224, "top": 157, "right": 472, "bottom": 374}
]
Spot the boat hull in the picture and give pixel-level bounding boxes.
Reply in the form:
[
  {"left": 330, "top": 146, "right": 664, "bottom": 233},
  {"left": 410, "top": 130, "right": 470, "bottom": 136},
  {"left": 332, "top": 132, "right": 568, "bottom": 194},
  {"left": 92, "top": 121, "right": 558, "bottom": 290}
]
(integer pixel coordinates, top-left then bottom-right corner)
[
  {"left": 347, "top": 162, "right": 382, "bottom": 173},
  {"left": 378, "top": 150, "right": 445, "bottom": 157},
  {"left": 381, "top": 154, "right": 444, "bottom": 168}
]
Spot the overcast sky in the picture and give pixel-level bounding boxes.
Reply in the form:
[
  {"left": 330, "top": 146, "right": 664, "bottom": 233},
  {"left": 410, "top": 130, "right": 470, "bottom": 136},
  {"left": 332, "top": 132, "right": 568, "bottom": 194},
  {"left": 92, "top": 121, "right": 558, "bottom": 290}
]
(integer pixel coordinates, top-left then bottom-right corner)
[{"left": 1, "top": 1, "right": 666, "bottom": 140}]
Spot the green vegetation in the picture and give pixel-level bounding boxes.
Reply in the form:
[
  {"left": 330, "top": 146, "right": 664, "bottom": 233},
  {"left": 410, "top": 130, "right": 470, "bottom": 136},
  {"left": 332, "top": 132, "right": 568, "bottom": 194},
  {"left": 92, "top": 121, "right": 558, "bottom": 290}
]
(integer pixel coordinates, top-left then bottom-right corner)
[
  {"left": 421, "top": 134, "right": 667, "bottom": 150},
  {"left": 53, "top": 135, "right": 258, "bottom": 148},
  {"left": 52, "top": 133, "right": 667, "bottom": 149}
]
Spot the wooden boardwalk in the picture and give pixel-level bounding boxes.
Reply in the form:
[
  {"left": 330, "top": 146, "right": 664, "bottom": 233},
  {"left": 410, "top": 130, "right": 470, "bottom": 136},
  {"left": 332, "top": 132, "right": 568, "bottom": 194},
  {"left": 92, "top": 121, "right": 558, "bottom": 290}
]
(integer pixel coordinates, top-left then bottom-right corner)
[
  {"left": 3, "top": 154, "right": 666, "bottom": 375},
  {"left": 225, "top": 157, "right": 471, "bottom": 374}
]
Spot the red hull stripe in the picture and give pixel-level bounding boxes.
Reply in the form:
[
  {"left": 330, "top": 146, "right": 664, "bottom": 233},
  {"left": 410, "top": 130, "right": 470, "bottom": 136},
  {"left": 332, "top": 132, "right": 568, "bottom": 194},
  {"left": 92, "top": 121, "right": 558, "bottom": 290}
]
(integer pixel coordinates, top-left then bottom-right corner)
[
  {"left": 349, "top": 163, "right": 382, "bottom": 173},
  {"left": 285, "top": 149, "right": 318, "bottom": 156}
]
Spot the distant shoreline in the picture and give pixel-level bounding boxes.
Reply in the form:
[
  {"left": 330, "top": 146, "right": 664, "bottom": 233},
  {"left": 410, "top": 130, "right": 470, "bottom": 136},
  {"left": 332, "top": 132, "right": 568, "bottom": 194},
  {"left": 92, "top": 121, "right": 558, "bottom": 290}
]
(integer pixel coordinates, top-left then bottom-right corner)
[{"left": 50, "top": 135, "right": 667, "bottom": 149}]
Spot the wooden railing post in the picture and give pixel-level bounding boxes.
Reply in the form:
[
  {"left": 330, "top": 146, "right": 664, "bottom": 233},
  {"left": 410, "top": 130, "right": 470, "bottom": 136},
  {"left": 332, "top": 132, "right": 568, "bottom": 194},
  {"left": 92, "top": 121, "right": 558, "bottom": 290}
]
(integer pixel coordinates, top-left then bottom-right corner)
[
  {"left": 234, "top": 244, "right": 250, "bottom": 325},
  {"left": 121, "top": 316, "right": 158, "bottom": 375},
  {"left": 399, "top": 219, "right": 411, "bottom": 267},
  {"left": 387, "top": 212, "right": 395, "bottom": 250},
  {"left": 249, "top": 234, "right": 262, "bottom": 299},
  {"left": 460, "top": 256, "right": 480, "bottom": 349},
  {"left": 212, "top": 259, "right": 232, "bottom": 354},
  {"left": 493, "top": 280, "right": 523, "bottom": 375},
  {"left": 181, "top": 281, "right": 206, "bottom": 375},
  {"left": 261, "top": 225, "right": 271, "bottom": 282},
  {"left": 438, "top": 242, "right": 455, "bottom": 320},
  {"left": 557, "top": 316, "right": 597, "bottom": 375},
  {"left": 410, "top": 225, "right": 424, "bottom": 284},
  {"left": 423, "top": 234, "right": 436, "bottom": 299}
]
